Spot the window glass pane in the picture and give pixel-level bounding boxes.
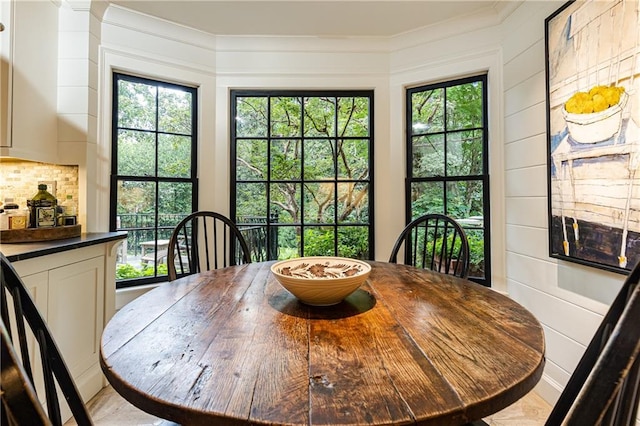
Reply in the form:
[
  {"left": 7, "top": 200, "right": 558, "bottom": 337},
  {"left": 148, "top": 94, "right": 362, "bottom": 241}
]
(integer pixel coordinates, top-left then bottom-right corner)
[
  {"left": 412, "top": 134, "right": 444, "bottom": 177},
  {"left": 236, "top": 214, "right": 273, "bottom": 262},
  {"left": 158, "top": 87, "right": 192, "bottom": 134},
  {"left": 338, "top": 182, "right": 368, "bottom": 223},
  {"left": 158, "top": 134, "right": 191, "bottom": 178},
  {"left": 410, "top": 181, "right": 444, "bottom": 218},
  {"left": 118, "top": 80, "right": 156, "bottom": 131},
  {"left": 337, "top": 226, "right": 369, "bottom": 259},
  {"left": 270, "top": 183, "right": 301, "bottom": 223},
  {"left": 276, "top": 226, "right": 300, "bottom": 259},
  {"left": 338, "top": 139, "right": 369, "bottom": 180},
  {"left": 446, "top": 180, "right": 484, "bottom": 219},
  {"left": 446, "top": 81, "right": 483, "bottom": 131},
  {"left": 117, "top": 130, "right": 155, "bottom": 176},
  {"left": 304, "top": 97, "right": 335, "bottom": 137},
  {"left": 236, "top": 139, "right": 267, "bottom": 180},
  {"left": 270, "top": 140, "right": 301, "bottom": 180},
  {"left": 446, "top": 130, "right": 483, "bottom": 176},
  {"left": 463, "top": 227, "right": 485, "bottom": 279},
  {"left": 304, "top": 140, "right": 334, "bottom": 180},
  {"left": 237, "top": 97, "right": 268, "bottom": 137},
  {"left": 411, "top": 88, "right": 444, "bottom": 134},
  {"left": 338, "top": 97, "right": 369, "bottom": 137},
  {"left": 117, "top": 180, "right": 156, "bottom": 222},
  {"left": 271, "top": 97, "right": 302, "bottom": 137},
  {"left": 236, "top": 183, "right": 267, "bottom": 217},
  {"left": 304, "top": 226, "right": 335, "bottom": 256},
  {"left": 158, "top": 182, "right": 192, "bottom": 220},
  {"left": 304, "top": 182, "right": 335, "bottom": 224}
]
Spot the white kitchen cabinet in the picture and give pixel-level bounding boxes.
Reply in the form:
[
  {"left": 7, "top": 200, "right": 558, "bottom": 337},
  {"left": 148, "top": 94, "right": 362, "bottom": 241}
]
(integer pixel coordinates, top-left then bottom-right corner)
[
  {"left": 9, "top": 240, "right": 120, "bottom": 422},
  {"left": 0, "top": 0, "right": 59, "bottom": 162},
  {"left": 48, "top": 256, "right": 104, "bottom": 397},
  {"left": 5, "top": 271, "right": 49, "bottom": 401}
]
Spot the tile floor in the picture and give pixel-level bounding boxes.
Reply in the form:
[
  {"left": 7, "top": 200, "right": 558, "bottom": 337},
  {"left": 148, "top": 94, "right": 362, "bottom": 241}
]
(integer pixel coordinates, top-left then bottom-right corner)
[{"left": 65, "top": 385, "right": 552, "bottom": 425}]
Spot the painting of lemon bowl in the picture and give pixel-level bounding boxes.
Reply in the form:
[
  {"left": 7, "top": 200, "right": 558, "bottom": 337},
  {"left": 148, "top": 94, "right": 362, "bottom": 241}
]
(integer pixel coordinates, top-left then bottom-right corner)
[{"left": 270, "top": 256, "right": 371, "bottom": 306}]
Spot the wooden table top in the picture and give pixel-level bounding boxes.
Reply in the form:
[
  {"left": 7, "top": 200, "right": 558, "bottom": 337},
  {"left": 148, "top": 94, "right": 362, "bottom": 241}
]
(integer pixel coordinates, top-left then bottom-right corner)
[{"left": 100, "top": 261, "right": 545, "bottom": 426}]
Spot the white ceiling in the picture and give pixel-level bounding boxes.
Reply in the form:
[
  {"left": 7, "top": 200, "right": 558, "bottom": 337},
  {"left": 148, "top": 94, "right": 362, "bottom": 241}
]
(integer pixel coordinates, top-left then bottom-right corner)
[{"left": 108, "top": 1, "right": 510, "bottom": 37}]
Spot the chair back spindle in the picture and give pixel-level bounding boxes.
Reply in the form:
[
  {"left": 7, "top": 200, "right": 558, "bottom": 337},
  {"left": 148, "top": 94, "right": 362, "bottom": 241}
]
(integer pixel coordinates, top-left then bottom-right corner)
[
  {"left": 389, "top": 213, "right": 471, "bottom": 279},
  {"left": 167, "top": 211, "right": 252, "bottom": 281}
]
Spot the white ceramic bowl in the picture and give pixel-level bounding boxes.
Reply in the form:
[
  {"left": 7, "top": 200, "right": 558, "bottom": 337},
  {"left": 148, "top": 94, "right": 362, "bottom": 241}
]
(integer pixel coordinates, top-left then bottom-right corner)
[
  {"left": 270, "top": 256, "right": 371, "bottom": 306},
  {"left": 562, "top": 91, "right": 628, "bottom": 144}
]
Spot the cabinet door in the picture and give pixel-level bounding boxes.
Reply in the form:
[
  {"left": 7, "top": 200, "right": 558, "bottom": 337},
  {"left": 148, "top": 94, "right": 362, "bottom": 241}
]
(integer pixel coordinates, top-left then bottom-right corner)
[
  {"left": 47, "top": 257, "right": 104, "bottom": 392},
  {"left": 0, "top": 1, "right": 11, "bottom": 146},
  {"left": 0, "top": 0, "right": 58, "bottom": 161},
  {"left": 5, "top": 271, "right": 49, "bottom": 399}
]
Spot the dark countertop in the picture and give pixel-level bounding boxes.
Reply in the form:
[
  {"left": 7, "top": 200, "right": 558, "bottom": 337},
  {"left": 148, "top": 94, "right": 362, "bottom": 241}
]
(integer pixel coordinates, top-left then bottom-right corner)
[{"left": 0, "top": 232, "right": 128, "bottom": 262}]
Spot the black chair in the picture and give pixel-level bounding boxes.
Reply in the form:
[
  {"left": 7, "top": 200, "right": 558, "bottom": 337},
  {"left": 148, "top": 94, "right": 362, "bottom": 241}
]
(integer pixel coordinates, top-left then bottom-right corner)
[
  {"left": 388, "top": 213, "right": 471, "bottom": 279},
  {"left": 167, "top": 211, "right": 252, "bottom": 281},
  {"left": 0, "top": 253, "right": 92, "bottom": 426},
  {"left": 1, "top": 320, "right": 52, "bottom": 426},
  {"left": 543, "top": 259, "right": 640, "bottom": 425}
]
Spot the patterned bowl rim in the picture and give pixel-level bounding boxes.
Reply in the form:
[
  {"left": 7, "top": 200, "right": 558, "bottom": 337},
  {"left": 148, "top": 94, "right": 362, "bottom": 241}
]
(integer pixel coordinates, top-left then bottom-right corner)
[{"left": 270, "top": 256, "right": 371, "bottom": 281}]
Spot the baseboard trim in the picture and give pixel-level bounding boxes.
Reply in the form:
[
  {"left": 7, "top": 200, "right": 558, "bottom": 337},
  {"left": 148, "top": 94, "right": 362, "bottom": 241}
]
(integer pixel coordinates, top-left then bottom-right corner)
[{"left": 534, "top": 372, "right": 562, "bottom": 407}]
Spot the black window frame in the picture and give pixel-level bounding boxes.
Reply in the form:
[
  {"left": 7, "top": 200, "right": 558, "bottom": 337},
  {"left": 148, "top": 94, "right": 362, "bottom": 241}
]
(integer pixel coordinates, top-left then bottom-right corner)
[
  {"left": 405, "top": 74, "right": 491, "bottom": 286},
  {"left": 110, "top": 73, "right": 198, "bottom": 289},
  {"left": 230, "top": 89, "right": 375, "bottom": 260}
]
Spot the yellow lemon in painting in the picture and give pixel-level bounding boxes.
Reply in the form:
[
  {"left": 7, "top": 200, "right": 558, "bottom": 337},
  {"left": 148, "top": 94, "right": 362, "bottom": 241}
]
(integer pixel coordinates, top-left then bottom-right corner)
[
  {"left": 588, "top": 85, "right": 608, "bottom": 96},
  {"left": 565, "top": 85, "right": 625, "bottom": 114},
  {"left": 592, "top": 94, "right": 608, "bottom": 112},
  {"left": 602, "top": 87, "right": 621, "bottom": 107},
  {"left": 580, "top": 99, "right": 594, "bottom": 114},
  {"left": 565, "top": 98, "right": 580, "bottom": 113}
]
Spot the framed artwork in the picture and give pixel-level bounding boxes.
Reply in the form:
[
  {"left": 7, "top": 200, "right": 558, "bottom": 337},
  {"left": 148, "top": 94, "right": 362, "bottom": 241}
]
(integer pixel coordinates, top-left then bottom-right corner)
[{"left": 545, "top": 0, "right": 640, "bottom": 274}]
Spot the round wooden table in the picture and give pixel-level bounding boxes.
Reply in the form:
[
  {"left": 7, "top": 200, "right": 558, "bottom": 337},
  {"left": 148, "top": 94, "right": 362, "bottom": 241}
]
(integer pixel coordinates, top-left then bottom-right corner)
[{"left": 100, "top": 261, "right": 545, "bottom": 425}]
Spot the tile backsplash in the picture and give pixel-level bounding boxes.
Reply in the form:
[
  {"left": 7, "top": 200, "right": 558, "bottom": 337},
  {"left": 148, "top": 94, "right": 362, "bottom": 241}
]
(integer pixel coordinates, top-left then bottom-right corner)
[{"left": 0, "top": 160, "right": 79, "bottom": 209}]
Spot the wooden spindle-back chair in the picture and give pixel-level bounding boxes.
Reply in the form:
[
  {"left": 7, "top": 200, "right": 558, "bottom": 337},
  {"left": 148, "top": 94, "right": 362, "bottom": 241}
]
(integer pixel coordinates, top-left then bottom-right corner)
[{"left": 166, "top": 211, "right": 252, "bottom": 281}]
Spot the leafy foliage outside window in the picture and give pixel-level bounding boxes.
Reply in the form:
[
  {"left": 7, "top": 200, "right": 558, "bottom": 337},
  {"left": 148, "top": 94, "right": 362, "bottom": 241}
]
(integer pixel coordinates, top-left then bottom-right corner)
[
  {"left": 407, "top": 76, "right": 490, "bottom": 285},
  {"left": 232, "top": 91, "right": 374, "bottom": 260},
  {"left": 111, "top": 74, "right": 197, "bottom": 287}
]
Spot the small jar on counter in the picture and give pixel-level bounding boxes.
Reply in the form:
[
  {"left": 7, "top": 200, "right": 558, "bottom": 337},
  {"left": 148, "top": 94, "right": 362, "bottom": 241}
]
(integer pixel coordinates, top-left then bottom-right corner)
[
  {"left": 4, "top": 203, "right": 28, "bottom": 229},
  {"left": 0, "top": 209, "right": 7, "bottom": 230}
]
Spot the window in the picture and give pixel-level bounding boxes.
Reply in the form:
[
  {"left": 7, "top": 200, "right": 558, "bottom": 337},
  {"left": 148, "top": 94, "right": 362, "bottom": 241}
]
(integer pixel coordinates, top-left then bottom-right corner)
[
  {"left": 110, "top": 73, "right": 198, "bottom": 288},
  {"left": 231, "top": 90, "right": 374, "bottom": 261},
  {"left": 406, "top": 75, "right": 490, "bottom": 285}
]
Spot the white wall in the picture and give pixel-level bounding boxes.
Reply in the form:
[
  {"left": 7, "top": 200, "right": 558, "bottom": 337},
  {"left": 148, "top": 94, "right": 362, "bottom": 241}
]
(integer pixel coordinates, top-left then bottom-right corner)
[
  {"left": 96, "top": 0, "right": 630, "bottom": 407},
  {"left": 99, "top": 6, "right": 218, "bottom": 230},
  {"left": 500, "top": 0, "right": 624, "bottom": 405}
]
